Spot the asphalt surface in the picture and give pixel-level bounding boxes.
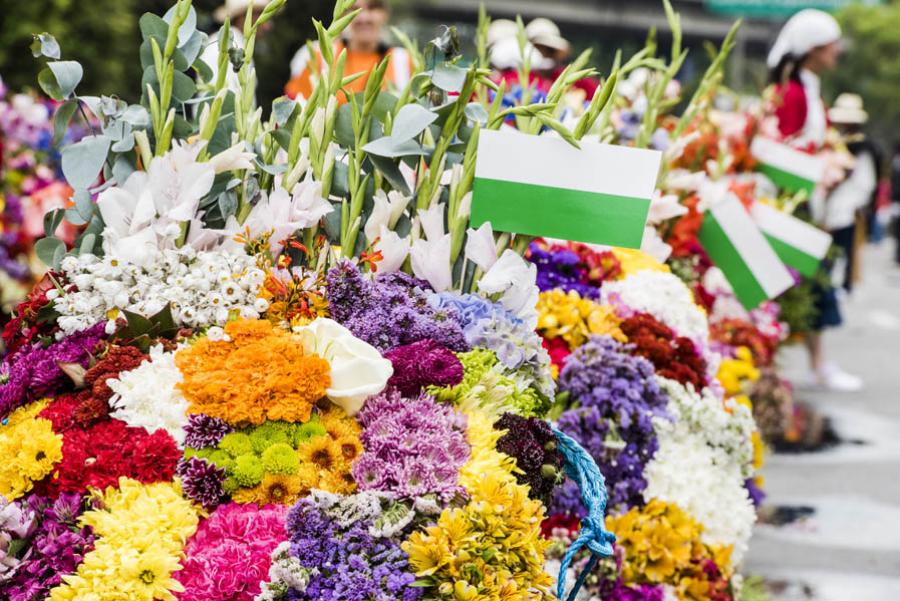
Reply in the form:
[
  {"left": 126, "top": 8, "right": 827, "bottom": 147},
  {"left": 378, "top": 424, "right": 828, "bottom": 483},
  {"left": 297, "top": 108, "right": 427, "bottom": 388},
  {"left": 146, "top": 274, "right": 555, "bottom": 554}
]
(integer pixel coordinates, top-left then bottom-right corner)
[{"left": 744, "top": 241, "right": 900, "bottom": 600}]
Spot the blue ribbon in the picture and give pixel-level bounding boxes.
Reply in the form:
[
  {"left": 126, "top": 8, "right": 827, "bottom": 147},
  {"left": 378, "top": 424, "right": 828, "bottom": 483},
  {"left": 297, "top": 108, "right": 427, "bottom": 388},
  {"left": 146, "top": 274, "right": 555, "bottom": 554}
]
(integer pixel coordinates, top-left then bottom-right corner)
[{"left": 551, "top": 425, "right": 616, "bottom": 601}]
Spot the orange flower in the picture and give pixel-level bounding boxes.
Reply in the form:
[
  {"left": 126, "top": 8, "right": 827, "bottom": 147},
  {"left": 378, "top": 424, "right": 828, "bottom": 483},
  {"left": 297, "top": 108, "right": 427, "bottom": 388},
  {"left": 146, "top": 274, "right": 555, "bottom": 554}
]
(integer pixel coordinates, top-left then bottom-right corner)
[{"left": 176, "top": 319, "right": 331, "bottom": 426}]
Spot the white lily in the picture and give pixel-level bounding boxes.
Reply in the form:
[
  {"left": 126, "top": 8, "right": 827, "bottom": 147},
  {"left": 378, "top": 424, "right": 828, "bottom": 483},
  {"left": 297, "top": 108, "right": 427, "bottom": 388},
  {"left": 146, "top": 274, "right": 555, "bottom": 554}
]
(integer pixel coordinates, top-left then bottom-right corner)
[
  {"left": 364, "top": 189, "right": 411, "bottom": 243},
  {"left": 464, "top": 221, "right": 498, "bottom": 271},
  {"left": 372, "top": 226, "right": 410, "bottom": 273},
  {"left": 242, "top": 177, "right": 332, "bottom": 254},
  {"left": 208, "top": 142, "right": 256, "bottom": 174},
  {"left": 647, "top": 191, "right": 688, "bottom": 225},
  {"left": 410, "top": 233, "right": 452, "bottom": 292},
  {"left": 478, "top": 249, "right": 539, "bottom": 328},
  {"left": 293, "top": 318, "right": 393, "bottom": 416},
  {"left": 641, "top": 226, "right": 673, "bottom": 263}
]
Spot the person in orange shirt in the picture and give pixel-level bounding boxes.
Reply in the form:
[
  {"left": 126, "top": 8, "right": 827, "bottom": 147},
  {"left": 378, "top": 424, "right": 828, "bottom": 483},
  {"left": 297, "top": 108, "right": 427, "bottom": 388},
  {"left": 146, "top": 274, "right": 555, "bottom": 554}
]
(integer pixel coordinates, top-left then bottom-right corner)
[{"left": 285, "top": 0, "right": 412, "bottom": 103}]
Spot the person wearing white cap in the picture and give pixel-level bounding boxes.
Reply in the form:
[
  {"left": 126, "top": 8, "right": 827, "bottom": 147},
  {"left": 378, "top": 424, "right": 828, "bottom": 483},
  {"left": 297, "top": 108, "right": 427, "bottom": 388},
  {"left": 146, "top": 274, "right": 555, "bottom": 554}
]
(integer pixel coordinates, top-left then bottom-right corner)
[
  {"left": 767, "top": 10, "right": 865, "bottom": 392},
  {"left": 767, "top": 8, "right": 842, "bottom": 148},
  {"left": 200, "top": 0, "right": 274, "bottom": 94}
]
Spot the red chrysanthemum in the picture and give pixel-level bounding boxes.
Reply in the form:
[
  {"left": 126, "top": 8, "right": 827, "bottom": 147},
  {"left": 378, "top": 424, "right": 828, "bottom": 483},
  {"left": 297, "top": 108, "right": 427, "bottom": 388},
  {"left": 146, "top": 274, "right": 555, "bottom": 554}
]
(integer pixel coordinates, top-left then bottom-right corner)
[{"left": 620, "top": 312, "right": 707, "bottom": 390}]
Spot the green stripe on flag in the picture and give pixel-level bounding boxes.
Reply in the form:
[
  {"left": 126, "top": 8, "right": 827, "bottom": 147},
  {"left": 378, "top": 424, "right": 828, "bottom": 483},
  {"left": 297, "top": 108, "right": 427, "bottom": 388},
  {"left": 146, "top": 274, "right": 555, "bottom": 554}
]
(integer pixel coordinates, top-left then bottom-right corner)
[
  {"left": 757, "top": 163, "right": 815, "bottom": 195},
  {"left": 470, "top": 177, "right": 649, "bottom": 248},
  {"left": 699, "top": 212, "right": 768, "bottom": 310},
  {"left": 764, "top": 234, "right": 821, "bottom": 277}
]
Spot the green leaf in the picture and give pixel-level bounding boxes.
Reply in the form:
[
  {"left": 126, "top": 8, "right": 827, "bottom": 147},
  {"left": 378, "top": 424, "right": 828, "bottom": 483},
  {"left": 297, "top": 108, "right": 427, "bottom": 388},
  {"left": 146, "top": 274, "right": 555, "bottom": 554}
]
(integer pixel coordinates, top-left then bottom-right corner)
[
  {"left": 52, "top": 99, "right": 79, "bottom": 146},
  {"left": 112, "top": 155, "right": 136, "bottom": 187},
  {"left": 193, "top": 57, "right": 214, "bottom": 83},
  {"left": 38, "top": 68, "right": 63, "bottom": 101},
  {"left": 171, "top": 70, "right": 197, "bottom": 102},
  {"left": 361, "top": 136, "right": 428, "bottom": 158},
  {"left": 79, "top": 233, "right": 96, "bottom": 255},
  {"left": 121, "top": 105, "right": 151, "bottom": 129},
  {"left": 47, "top": 61, "right": 83, "bottom": 99},
  {"left": 43, "top": 208, "right": 65, "bottom": 238},
  {"left": 271, "top": 128, "right": 292, "bottom": 152},
  {"left": 431, "top": 63, "right": 467, "bottom": 93},
  {"left": 390, "top": 103, "right": 438, "bottom": 143},
  {"left": 35, "top": 237, "right": 66, "bottom": 268},
  {"left": 73, "top": 189, "right": 94, "bottom": 221},
  {"left": 139, "top": 13, "right": 169, "bottom": 42},
  {"left": 180, "top": 30, "right": 206, "bottom": 68},
  {"left": 119, "top": 309, "right": 153, "bottom": 339},
  {"left": 61, "top": 135, "right": 111, "bottom": 190},
  {"left": 30, "top": 33, "right": 61, "bottom": 59},
  {"left": 65, "top": 208, "right": 88, "bottom": 226},
  {"left": 112, "top": 131, "right": 135, "bottom": 153},
  {"left": 367, "top": 154, "right": 411, "bottom": 195}
]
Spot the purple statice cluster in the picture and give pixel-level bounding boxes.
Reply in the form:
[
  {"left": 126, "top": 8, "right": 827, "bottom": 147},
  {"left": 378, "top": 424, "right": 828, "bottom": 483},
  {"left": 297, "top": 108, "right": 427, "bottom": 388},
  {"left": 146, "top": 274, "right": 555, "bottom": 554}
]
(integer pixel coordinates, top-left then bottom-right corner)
[
  {"left": 177, "top": 457, "right": 227, "bottom": 511},
  {"left": 384, "top": 339, "right": 464, "bottom": 396},
  {"left": 183, "top": 414, "right": 234, "bottom": 449},
  {"left": 325, "top": 261, "right": 467, "bottom": 353},
  {"left": 495, "top": 413, "right": 564, "bottom": 506},
  {"left": 352, "top": 389, "right": 469, "bottom": 501},
  {"left": 0, "top": 323, "right": 105, "bottom": 419},
  {"left": 0, "top": 493, "right": 95, "bottom": 601},
  {"left": 552, "top": 335, "right": 670, "bottom": 514},
  {"left": 428, "top": 292, "right": 555, "bottom": 399},
  {"left": 285, "top": 496, "right": 423, "bottom": 601},
  {"left": 528, "top": 243, "right": 599, "bottom": 299}
]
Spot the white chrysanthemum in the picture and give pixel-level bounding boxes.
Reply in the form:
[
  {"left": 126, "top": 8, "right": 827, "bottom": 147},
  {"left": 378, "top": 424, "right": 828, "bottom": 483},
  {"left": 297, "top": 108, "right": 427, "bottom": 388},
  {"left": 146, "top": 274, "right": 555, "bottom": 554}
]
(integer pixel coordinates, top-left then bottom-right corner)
[
  {"left": 656, "top": 377, "right": 755, "bottom": 478},
  {"left": 643, "top": 424, "right": 756, "bottom": 564},
  {"left": 601, "top": 270, "right": 709, "bottom": 341},
  {"left": 54, "top": 248, "right": 263, "bottom": 335},
  {"left": 107, "top": 344, "right": 189, "bottom": 446}
]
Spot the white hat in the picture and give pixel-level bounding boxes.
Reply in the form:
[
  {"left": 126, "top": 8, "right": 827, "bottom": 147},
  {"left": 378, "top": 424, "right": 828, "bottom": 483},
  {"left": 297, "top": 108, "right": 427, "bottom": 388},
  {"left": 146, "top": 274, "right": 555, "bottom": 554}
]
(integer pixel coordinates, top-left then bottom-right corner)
[
  {"left": 525, "top": 17, "right": 570, "bottom": 53},
  {"left": 829, "top": 93, "right": 868, "bottom": 125},
  {"left": 767, "top": 9, "right": 841, "bottom": 68},
  {"left": 214, "top": 0, "right": 268, "bottom": 22},
  {"left": 487, "top": 19, "right": 518, "bottom": 48},
  {"left": 489, "top": 37, "right": 550, "bottom": 71}
]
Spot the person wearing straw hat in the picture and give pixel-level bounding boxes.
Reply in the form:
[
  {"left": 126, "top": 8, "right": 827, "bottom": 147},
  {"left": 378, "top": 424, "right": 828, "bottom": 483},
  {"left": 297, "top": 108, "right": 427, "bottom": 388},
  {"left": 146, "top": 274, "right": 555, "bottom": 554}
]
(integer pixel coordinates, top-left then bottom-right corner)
[
  {"left": 284, "top": 0, "right": 411, "bottom": 103},
  {"left": 767, "top": 10, "right": 863, "bottom": 392},
  {"left": 200, "top": 0, "right": 274, "bottom": 94},
  {"left": 827, "top": 93, "right": 879, "bottom": 293}
]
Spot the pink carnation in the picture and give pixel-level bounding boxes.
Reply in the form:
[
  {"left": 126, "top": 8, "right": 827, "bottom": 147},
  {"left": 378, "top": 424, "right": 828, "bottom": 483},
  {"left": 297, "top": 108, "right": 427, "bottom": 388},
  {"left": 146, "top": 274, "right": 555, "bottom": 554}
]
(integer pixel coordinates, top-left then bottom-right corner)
[{"left": 176, "top": 502, "right": 288, "bottom": 601}]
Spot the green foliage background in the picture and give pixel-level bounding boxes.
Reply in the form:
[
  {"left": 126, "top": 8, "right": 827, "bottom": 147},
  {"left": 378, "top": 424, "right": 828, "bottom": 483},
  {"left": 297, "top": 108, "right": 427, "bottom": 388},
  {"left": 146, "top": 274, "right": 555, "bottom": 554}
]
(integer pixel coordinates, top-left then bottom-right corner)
[{"left": 0, "top": 0, "right": 331, "bottom": 110}]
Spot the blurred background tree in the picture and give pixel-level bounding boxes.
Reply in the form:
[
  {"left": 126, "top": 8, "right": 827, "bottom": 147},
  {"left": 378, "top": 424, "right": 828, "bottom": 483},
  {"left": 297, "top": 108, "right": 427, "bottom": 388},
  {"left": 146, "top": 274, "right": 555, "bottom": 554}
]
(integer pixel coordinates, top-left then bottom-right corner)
[
  {"left": 829, "top": 1, "right": 900, "bottom": 150},
  {"left": 0, "top": 0, "right": 331, "bottom": 110}
]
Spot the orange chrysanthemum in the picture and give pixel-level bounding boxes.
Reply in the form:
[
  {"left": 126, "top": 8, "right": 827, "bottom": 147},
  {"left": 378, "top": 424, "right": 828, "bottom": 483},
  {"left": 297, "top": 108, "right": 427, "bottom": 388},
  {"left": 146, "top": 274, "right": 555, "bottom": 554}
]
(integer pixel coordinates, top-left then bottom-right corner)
[{"left": 176, "top": 319, "right": 331, "bottom": 426}]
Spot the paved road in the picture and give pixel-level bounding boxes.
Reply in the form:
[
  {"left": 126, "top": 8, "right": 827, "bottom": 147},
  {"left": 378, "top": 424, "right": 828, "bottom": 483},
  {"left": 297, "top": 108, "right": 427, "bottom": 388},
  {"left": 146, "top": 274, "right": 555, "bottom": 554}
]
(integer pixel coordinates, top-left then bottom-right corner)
[{"left": 744, "top": 241, "right": 900, "bottom": 600}]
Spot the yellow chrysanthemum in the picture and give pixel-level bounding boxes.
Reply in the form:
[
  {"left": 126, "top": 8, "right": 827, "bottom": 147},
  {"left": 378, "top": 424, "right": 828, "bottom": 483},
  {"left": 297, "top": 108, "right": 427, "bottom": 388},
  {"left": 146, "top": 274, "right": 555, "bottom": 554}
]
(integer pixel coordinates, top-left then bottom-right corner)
[
  {"left": 612, "top": 248, "right": 671, "bottom": 278},
  {"left": 536, "top": 289, "right": 626, "bottom": 349},
  {"left": 717, "top": 346, "right": 760, "bottom": 397},
  {"left": 457, "top": 409, "right": 518, "bottom": 491},
  {"left": 0, "top": 402, "right": 62, "bottom": 500}
]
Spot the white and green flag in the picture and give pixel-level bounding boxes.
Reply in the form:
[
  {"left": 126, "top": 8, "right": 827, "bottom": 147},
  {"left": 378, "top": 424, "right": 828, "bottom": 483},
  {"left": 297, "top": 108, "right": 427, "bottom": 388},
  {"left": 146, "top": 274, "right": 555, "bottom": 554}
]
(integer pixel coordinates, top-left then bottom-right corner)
[
  {"left": 699, "top": 194, "right": 794, "bottom": 310},
  {"left": 470, "top": 129, "right": 662, "bottom": 248},
  {"left": 751, "top": 202, "right": 832, "bottom": 277},
  {"left": 751, "top": 137, "right": 825, "bottom": 195}
]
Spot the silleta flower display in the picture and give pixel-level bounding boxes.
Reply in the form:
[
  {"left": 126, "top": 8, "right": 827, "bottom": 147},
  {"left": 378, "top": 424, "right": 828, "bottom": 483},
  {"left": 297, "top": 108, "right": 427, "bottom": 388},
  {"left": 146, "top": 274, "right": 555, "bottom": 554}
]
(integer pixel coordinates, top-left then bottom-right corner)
[{"left": 0, "top": 0, "right": 821, "bottom": 599}]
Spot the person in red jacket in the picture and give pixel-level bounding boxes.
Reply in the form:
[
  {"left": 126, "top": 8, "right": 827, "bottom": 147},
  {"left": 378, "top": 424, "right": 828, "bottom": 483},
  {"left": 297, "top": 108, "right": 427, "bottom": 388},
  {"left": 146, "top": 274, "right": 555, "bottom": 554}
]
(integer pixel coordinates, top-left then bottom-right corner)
[{"left": 766, "top": 10, "right": 862, "bottom": 392}]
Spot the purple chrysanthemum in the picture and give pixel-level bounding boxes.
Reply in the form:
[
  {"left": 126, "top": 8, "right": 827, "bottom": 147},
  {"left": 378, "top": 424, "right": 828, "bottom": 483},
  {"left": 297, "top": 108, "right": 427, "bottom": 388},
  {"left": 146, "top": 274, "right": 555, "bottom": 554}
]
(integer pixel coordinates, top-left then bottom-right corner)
[
  {"left": 0, "top": 323, "right": 105, "bottom": 419},
  {"left": 325, "top": 261, "right": 467, "bottom": 353},
  {"left": 183, "top": 414, "right": 234, "bottom": 449},
  {"left": 177, "top": 457, "right": 227, "bottom": 510},
  {"left": 384, "top": 339, "right": 464, "bottom": 396},
  {"left": 352, "top": 389, "right": 469, "bottom": 501},
  {"left": 552, "top": 335, "right": 670, "bottom": 514}
]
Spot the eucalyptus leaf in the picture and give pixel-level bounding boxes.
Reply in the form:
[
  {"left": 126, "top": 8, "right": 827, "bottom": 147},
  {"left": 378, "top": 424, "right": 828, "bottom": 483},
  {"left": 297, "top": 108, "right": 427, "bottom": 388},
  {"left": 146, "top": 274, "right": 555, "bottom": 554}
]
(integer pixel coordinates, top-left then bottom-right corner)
[
  {"left": 194, "top": 57, "right": 214, "bottom": 83},
  {"left": 171, "top": 70, "right": 197, "bottom": 102},
  {"left": 217, "top": 191, "right": 238, "bottom": 219},
  {"left": 65, "top": 208, "right": 89, "bottom": 226},
  {"left": 73, "top": 189, "right": 94, "bottom": 221},
  {"left": 463, "top": 102, "right": 488, "bottom": 125},
  {"left": 112, "top": 132, "right": 136, "bottom": 153},
  {"left": 367, "top": 154, "right": 410, "bottom": 195},
  {"left": 37, "top": 68, "right": 63, "bottom": 101},
  {"left": 112, "top": 155, "right": 136, "bottom": 187},
  {"left": 272, "top": 96, "right": 297, "bottom": 127},
  {"left": 271, "top": 128, "right": 292, "bottom": 152},
  {"left": 390, "top": 103, "right": 437, "bottom": 143},
  {"left": 334, "top": 103, "right": 355, "bottom": 148},
  {"left": 361, "top": 136, "right": 428, "bottom": 158},
  {"left": 61, "top": 135, "right": 111, "bottom": 190},
  {"left": 180, "top": 30, "right": 206, "bottom": 67},
  {"left": 35, "top": 237, "right": 66, "bottom": 268},
  {"left": 432, "top": 63, "right": 467, "bottom": 93},
  {"left": 52, "top": 99, "right": 79, "bottom": 146},
  {"left": 121, "top": 105, "right": 151, "bottom": 129},
  {"left": 330, "top": 161, "right": 349, "bottom": 197},
  {"left": 79, "top": 233, "right": 96, "bottom": 255},
  {"left": 31, "top": 33, "right": 61, "bottom": 59},
  {"left": 47, "top": 61, "right": 83, "bottom": 98},
  {"left": 78, "top": 96, "right": 103, "bottom": 117},
  {"left": 256, "top": 162, "right": 288, "bottom": 176},
  {"left": 139, "top": 13, "right": 168, "bottom": 42},
  {"left": 139, "top": 38, "right": 165, "bottom": 70}
]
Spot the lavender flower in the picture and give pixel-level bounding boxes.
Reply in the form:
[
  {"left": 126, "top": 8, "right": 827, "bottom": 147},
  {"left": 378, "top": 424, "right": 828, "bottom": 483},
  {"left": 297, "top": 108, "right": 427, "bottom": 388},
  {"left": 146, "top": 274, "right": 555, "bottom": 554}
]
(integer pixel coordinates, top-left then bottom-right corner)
[
  {"left": 285, "top": 495, "right": 422, "bottom": 601},
  {"left": 183, "top": 414, "right": 234, "bottom": 449},
  {"left": 177, "top": 457, "right": 226, "bottom": 511},
  {"left": 552, "top": 335, "right": 670, "bottom": 514},
  {"left": 325, "top": 261, "right": 467, "bottom": 353},
  {"left": 0, "top": 323, "right": 105, "bottom": 419},
  {"left": 384, "top": 339, "right": 463, "bottom": 396},
  {"left": 352, "top": 389, "right": 469, "bottom": 501}
]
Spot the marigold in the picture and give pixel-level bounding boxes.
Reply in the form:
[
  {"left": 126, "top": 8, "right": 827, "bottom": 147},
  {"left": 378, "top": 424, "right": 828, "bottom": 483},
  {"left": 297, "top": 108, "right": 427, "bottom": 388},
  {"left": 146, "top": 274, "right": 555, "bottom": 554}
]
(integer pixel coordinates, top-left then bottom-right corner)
[
  {"left": 176, "top": 319, "right": 331, "bottom": 425},
  {"left": 536, "top": 289, "right": 626, "bottom": 349},
  {"left": 0, "top": 401, "right": 63, "bottom": 500}
]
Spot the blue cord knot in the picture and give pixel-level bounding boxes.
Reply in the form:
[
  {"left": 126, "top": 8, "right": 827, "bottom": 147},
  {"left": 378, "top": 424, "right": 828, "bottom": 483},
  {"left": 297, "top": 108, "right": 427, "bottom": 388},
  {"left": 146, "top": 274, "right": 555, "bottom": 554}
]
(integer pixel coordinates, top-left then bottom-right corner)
[{"left": 551, "top": 425, "right": 616, "bottom": 601}]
